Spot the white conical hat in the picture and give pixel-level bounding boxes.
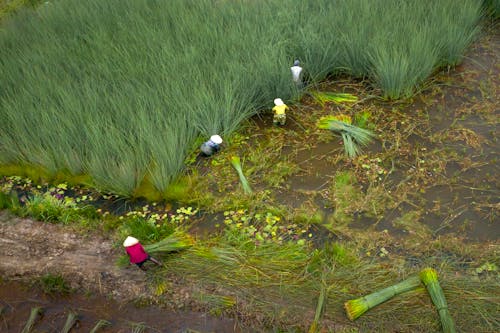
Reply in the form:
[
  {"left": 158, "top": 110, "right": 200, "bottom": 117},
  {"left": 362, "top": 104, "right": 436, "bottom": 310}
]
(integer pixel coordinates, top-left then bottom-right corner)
[
  {"left": 274, "top": 98, "right": 284, "bottom": 106},
  {"left": 210, "top": 134, "right": 223, "bottom": 144},
  {"left": 123, "top": 236, "right": 139, "bottom": 247}
]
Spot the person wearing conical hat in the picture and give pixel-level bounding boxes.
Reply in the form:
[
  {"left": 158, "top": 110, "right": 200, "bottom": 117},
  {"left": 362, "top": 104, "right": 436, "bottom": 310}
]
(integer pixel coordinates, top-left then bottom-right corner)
[
  {"left": 272, "top": 98, "right": 289, "bottom": 126},
  {"left": 200, "top": 134, "right": 223, "bottom": 157},
  {"left": 123, "top": 236, "right": 161, "bottom": 271}
]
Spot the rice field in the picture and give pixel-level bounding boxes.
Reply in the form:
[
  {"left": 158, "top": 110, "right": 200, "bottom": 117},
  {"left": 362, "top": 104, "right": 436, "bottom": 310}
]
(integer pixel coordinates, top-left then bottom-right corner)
[{"left": 0, "top": 0, "right": 483, "bottom": 196}]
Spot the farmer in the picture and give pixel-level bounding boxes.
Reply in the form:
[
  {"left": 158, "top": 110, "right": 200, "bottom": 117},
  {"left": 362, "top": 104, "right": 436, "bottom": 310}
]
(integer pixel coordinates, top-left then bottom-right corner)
[
  {"left": 290, "top": 59, "right": 303, "bottom": 85},
  {"left": 200, "top": 134, "right": 223, "bottom": 157},
  {"left": 272, "top": 98, "right": 289, "bottom": 126},
  {"left": 123, "top": 236, "right": 162, "bottom": 271}
]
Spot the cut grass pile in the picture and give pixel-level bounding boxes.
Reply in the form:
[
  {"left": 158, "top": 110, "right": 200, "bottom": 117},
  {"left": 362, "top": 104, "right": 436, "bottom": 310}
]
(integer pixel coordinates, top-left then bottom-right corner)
[
  {"left": 160, "top": 229, "right": 499, "bottom": 331},
  {"left": 0, "top": 0, "right": 483, "bottom": 197}
]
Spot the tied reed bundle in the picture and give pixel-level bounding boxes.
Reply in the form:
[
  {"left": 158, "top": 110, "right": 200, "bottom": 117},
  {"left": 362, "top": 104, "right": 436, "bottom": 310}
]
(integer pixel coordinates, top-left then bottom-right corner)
[
  {"left": 344, "top": 275, "right": 421, "bottom": 320},
  {"left": 317, "top": 115, "right": 376, "bottom": 158},
  {"left": 230, "top": 156, "right": 253, "bottom": 195},
  {"left": 420, "top": 268, "right": 456, "bottom": 333},
  {"left": 144, "top": 231, "right": 194, "bottom": 254},
  {"left": 311, "top": 92, "right": 358, "bottom": 107}
]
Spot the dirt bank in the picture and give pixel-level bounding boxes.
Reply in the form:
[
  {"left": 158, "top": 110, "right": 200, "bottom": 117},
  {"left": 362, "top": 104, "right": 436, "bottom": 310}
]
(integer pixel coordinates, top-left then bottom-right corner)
[{"left": 0, "top": 211, "right": 146, "bottom": 300}]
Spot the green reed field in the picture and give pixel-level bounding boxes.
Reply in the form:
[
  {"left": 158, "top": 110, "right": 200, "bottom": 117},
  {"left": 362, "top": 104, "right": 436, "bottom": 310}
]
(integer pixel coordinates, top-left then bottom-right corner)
[{"left": 0, "top": 0, "right": 483, "bottom": 197}]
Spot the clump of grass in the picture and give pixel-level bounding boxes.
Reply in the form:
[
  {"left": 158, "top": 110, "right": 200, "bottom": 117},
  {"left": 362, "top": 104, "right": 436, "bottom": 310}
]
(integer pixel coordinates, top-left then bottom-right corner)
[
  {"left": 61, "top": 311, "right": 79, "bottom": 333},
  {"left": 19, "top": 188, "right": 98, "bottom": 225},
  {"left": 344, "top": 275, "right": 421, "bottom": 320},
  {"left": 131, "top": 322, "right": 147, "bottom": 333},
  {"left": 38, "top": 273, "right": 71, "bottom": 295},
  {"left": 420, "top": 268, "right": 456, "bottom": 333},
  {"left": 119, "top": 215, "right": 175, "bottom": 244},
  {"left": 0, "top": 190, "right": 20, "bottom": 211},
  {"left": 318, "top": 115, "right": 376, "bottom": 158},
  {"left": 21, "top": 307, "right": 43, "bottom": 333},
  {"left": 230, "top": 156, "right": 253, "bottom": 195},
  {"left": 89, "top": 319, "right": 111, "bottom": 333}
]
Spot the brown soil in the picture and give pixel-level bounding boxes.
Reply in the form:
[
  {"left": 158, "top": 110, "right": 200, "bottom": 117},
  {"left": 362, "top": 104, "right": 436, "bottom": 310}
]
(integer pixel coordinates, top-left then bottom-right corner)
[
  {"left": 0, "top": 211, "right": 146, "bottom": 300},
  {"left": 0, "top": 211, "right": 241, "bottom": 332}
]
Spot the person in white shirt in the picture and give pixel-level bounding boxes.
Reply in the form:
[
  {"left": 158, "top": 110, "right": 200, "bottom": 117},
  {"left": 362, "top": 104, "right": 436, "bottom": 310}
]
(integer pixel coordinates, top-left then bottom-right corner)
[{"left": 290, "top": 59, "right": 303, "bottom": 86}]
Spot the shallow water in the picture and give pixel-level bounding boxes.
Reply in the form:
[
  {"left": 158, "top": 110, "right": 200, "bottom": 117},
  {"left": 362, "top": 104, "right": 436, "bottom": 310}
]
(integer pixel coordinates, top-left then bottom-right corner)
[{"left": 0, "top": 282, "right": 240, "bottom": 333}]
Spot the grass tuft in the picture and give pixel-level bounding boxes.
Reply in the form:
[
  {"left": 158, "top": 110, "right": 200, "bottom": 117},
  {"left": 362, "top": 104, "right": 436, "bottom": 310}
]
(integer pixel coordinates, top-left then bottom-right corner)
[
  {"left": 89, "top": 319, "right": 111, "bottom": 333},
  {"left": 21, "top": 307, "right": 43, "bottom": 333},
  {"left": 61, "top": 311, "right": 79, "bottom": 333}
]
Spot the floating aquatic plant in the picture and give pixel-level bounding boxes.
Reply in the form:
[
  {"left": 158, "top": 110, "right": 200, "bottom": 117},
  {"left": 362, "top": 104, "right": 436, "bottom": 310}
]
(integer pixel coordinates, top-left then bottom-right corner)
[{"left": 318, "top": 115, "right": 376, "bottom": 158}]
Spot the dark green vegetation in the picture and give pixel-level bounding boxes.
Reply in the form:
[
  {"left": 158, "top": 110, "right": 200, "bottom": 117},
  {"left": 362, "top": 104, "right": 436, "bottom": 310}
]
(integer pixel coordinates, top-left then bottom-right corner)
[
  {"left": 0, "top": 0, "right": 484, "bottom": 196},
  {"left": 36, "top": 273, "right": 71, "bottom": 295}
]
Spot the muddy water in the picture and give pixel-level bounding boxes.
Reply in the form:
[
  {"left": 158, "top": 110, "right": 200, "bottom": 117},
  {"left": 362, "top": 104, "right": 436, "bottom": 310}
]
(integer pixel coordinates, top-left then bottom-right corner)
[{"left": 0, "top": 282, "right": 240, "bottom": 333}]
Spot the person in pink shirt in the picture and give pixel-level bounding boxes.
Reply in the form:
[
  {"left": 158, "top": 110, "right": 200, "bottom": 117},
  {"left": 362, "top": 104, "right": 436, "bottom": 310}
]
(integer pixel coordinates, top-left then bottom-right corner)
[{"left": 123, "top": 236, "right": 162, "bottom": 271}]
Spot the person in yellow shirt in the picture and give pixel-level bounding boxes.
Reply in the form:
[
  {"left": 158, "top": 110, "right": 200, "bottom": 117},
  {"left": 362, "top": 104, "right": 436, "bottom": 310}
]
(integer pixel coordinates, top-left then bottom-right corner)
[{"left": 272, "top": 98, "right": 289, "bottom": 126}]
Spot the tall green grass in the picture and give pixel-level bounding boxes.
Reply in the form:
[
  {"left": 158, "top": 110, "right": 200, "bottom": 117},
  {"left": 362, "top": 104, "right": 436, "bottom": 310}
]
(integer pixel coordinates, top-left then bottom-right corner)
[{"left": 0, "top": 0, "right": 483, "bottom": 196}]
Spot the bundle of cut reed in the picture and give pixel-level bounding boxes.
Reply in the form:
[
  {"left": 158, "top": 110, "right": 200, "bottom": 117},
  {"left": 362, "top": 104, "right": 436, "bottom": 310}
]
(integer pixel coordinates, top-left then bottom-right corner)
[
  {"left": 21, "top": 307, "right": 44, "bottom": 333},
  {"left": 89, "top": 319, "right": 111, "bottom": 333},
  {"left": 144, "top": 231, "right": 194, "bottom": 254},
  {"left": 308, "top": 282, "right": 327, "bottom": 333},
  {"left": 344, "top": 275, "right": 421, "bottom": 320},
  {"left": 61, "top": 311, "right": 79, "bottom": 333},
  {"left": 317, "top": 115, "right": 375, "bottom": 158},
  {"left": 420, "top": 268, "right": 456, "bottom": 333},
  {"left": 230, "top": 156, "right": 253, "bottom": 195},
  {"left": 311, "top": 92, "right": 358, "bottom": 107}
]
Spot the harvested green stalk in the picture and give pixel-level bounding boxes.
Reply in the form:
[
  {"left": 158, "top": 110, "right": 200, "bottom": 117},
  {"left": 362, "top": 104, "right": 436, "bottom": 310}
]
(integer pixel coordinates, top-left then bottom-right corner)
[
  {"left": 21, "top": 307, "right": 44, "bottom": 333},
  {"left": 344, "top": 275, "right": 421, "bottom": 320},
  {"left": 89, "top": 319, "right": 111, "bottom": 333},
  {"left": 61, "top": 311, "right": 78, "bottom": 333},
  {"left": 131, "top": 322, "right": 147, "bottom": 333},
  {"left": 420, "top": 268, "right": 456, "bottom": 333},
  {"left": 230, "top": 156, "right": 253, "bottom": 195},
  {"left": 144, "top": 231, "right": 194, "bottom": 254},
  {"left": 308, "top": 282, "right": 327, "bottom": 333},
  {"left": 318, "top": 115, "right": 376, "bottom": 158},
  {"left": 311, "top": 91, "right": 358, "bottom": 106}
]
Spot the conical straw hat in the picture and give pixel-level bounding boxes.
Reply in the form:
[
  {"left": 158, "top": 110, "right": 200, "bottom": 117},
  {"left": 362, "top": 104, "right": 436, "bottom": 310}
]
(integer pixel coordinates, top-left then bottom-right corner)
[
  {"left": 123, "top": 236, "right": 139, "bottom": 247},
  {"left": 210, "top": 135, "right": 223, "bottom": 144},
  {"left": 274, "top": 98, "right": 284, "bottom": 106}
]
